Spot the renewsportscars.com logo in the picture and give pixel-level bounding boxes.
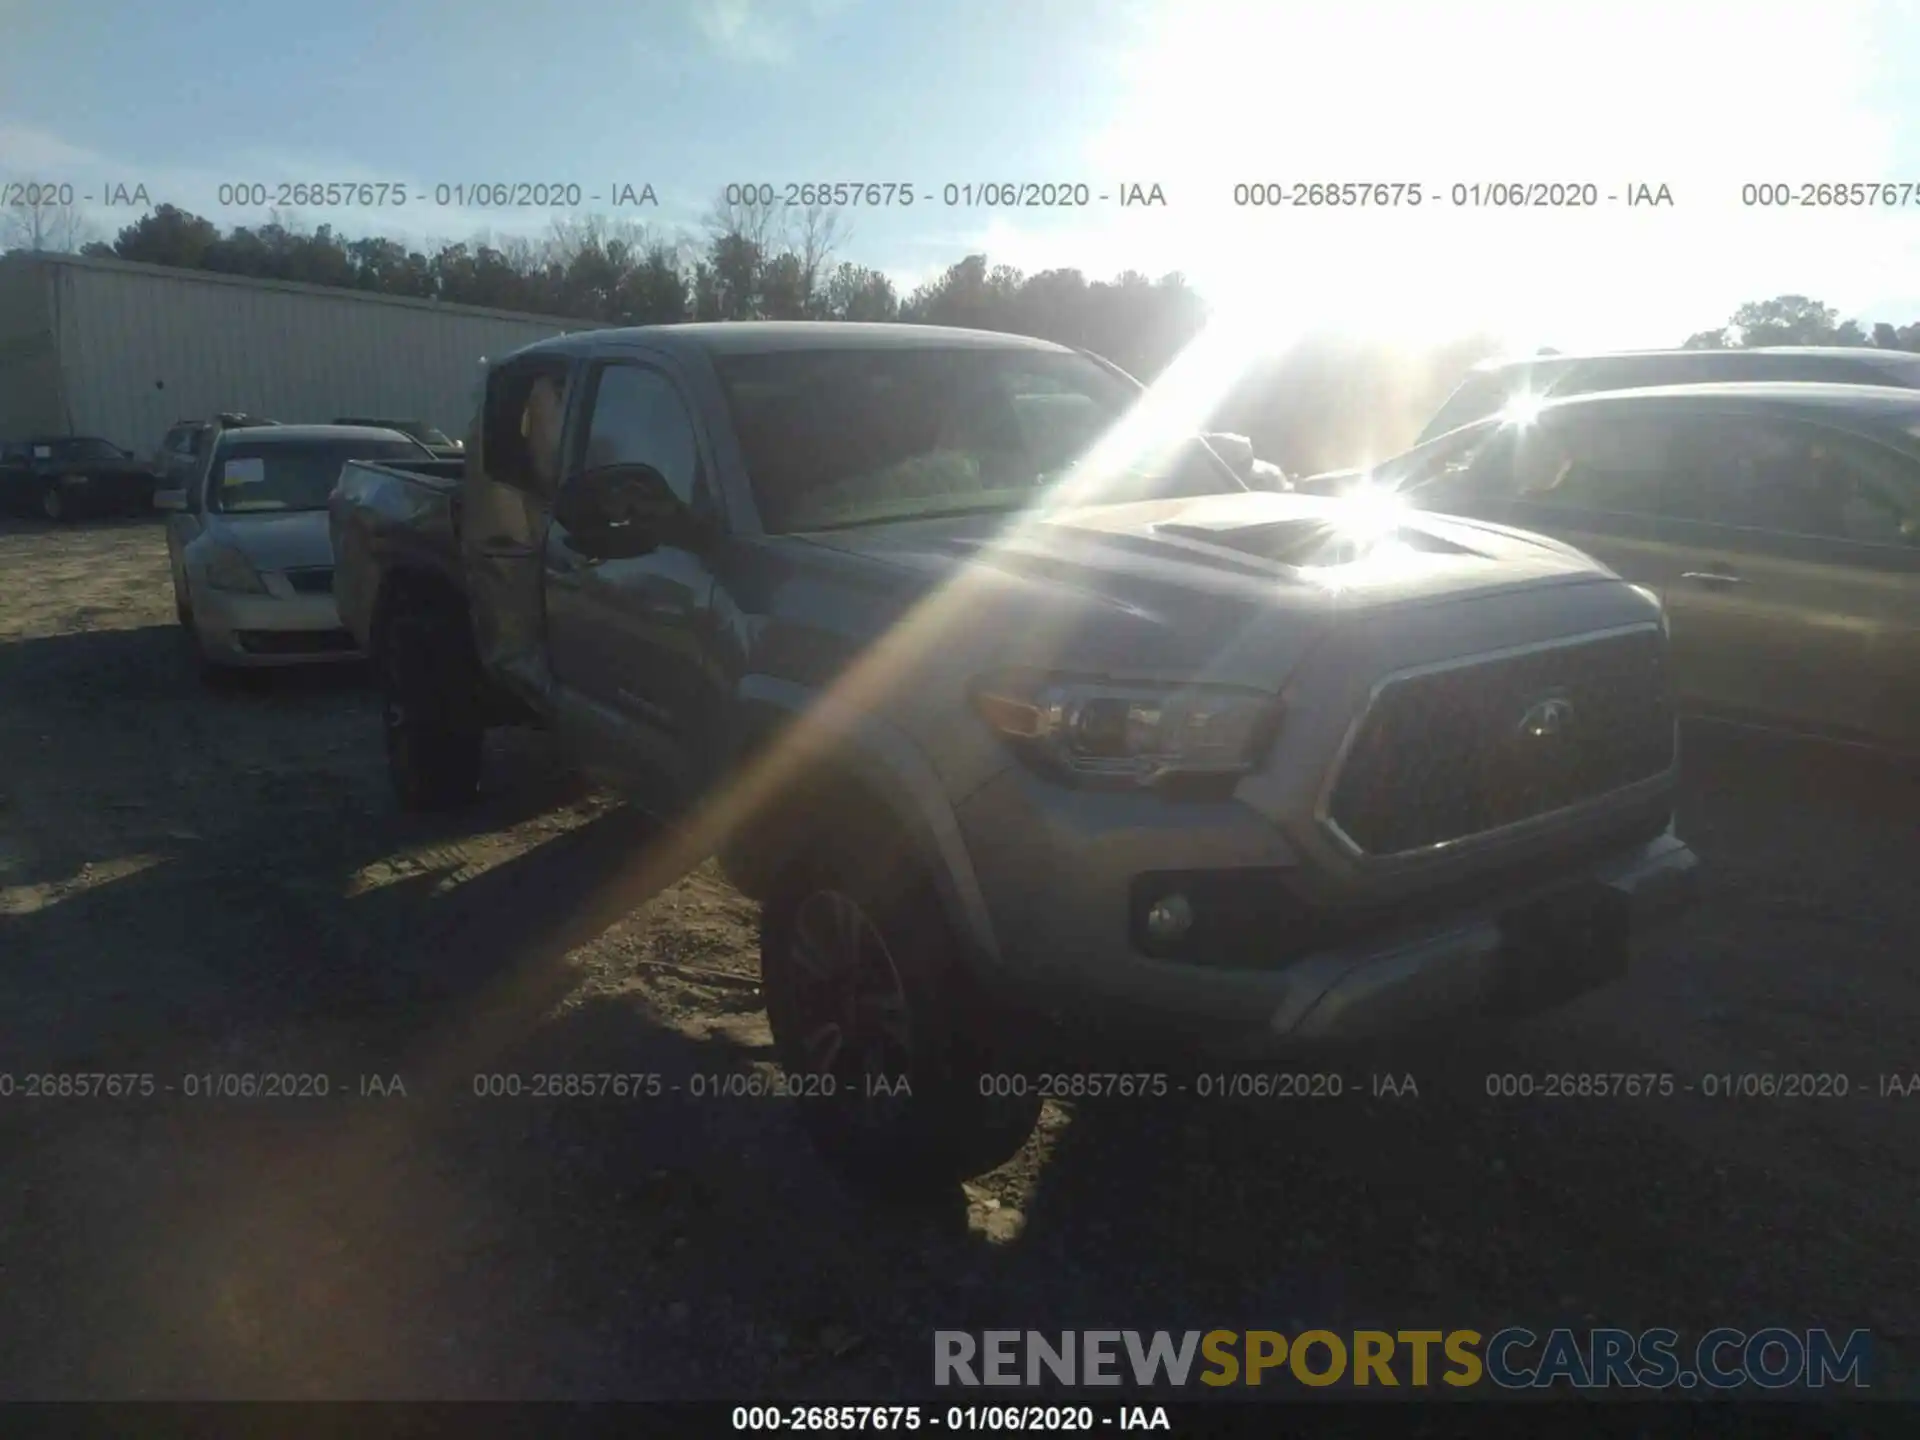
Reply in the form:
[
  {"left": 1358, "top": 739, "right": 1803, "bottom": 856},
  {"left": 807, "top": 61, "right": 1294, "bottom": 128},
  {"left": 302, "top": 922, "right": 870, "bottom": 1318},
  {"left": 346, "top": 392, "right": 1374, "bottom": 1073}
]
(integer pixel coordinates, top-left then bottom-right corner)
[{"left": 934, "top": 1328, "right": 1873, "bottom": 1391}]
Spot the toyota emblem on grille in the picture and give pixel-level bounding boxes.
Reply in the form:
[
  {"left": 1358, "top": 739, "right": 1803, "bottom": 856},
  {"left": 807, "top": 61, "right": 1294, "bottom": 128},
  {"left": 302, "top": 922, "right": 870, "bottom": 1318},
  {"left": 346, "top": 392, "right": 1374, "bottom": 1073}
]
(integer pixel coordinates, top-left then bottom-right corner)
[{"left": 1517, "top": 694, "right": 1575, "bottom": 739}]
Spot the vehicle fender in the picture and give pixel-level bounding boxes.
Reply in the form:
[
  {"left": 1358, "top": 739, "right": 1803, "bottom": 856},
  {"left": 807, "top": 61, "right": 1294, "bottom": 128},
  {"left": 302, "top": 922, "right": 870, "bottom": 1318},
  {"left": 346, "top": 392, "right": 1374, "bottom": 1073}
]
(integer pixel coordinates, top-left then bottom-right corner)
[{"left": 729, "top": 674, "right": 1003, "bottom": 971}]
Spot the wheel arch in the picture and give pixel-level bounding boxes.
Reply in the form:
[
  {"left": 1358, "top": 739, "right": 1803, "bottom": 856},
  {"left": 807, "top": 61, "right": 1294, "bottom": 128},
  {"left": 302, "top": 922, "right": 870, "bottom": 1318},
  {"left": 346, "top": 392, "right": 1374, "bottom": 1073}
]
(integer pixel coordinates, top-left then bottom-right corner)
[
  {"left": 367, "top": 565, "right": 470, "bottom": 664},
  {"left": 719, "top": 675, "right": 1003, "bottom": 974}
]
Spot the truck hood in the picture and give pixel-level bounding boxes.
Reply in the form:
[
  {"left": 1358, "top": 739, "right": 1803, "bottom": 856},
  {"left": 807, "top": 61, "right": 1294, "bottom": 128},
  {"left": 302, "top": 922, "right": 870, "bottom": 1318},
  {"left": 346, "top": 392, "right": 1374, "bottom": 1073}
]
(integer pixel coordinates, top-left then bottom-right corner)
[
  {"left": 210, "top": 509, "right": 336, "bottom": 572},
  {"left": 791, "top": 489, "right": 1621, "bottom": 690}
]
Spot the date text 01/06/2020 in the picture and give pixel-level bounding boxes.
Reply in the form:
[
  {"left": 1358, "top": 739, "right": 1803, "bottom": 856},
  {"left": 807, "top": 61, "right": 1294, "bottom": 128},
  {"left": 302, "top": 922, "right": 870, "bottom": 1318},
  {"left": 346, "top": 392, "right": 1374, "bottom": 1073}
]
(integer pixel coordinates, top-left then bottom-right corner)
[
  {"left": 0, "top": 1073, "right": 409, "bottom": 1099},
  {"left": 1228, "top": 181, "right": 1676, "bottom": 208},
  {"left": 206, "top": 182, "right": 661, "bottom": 209},
  {"left": 1482, "top": 1072, "right": 1920, "bottom": 1099},
  {"left": 720, "top": 182, "right": 1166, "bottom": 209},
  {"left": 730, "top": 1405, "right": 1172, "bottom": 1432}
]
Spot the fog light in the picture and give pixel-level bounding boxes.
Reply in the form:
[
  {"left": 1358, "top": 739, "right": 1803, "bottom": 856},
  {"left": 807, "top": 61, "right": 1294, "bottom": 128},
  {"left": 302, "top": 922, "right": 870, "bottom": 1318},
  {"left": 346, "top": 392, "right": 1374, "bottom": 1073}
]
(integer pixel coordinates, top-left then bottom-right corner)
[{"left": 1144, "top": 893, "right": 1194, "bottom": 945}]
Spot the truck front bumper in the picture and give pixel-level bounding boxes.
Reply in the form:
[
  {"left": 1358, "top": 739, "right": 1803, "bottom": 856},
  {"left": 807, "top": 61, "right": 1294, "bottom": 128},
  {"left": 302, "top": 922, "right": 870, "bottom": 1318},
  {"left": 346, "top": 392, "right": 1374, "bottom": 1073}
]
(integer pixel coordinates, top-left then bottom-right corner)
[
  {"left": 1249, "top": 831, "right": 1696, "bottom": 1052},
  {"left": 952, "top": 769, "right": 1698, "bottom": 1063}
]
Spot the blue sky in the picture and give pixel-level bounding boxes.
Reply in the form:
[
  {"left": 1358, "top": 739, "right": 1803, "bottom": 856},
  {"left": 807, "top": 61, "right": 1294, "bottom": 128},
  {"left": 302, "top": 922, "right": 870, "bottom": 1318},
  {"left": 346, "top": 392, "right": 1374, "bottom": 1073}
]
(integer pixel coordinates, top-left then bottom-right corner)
[{"left": 6, "top": 0, "right": 1920, "bottom": 351}]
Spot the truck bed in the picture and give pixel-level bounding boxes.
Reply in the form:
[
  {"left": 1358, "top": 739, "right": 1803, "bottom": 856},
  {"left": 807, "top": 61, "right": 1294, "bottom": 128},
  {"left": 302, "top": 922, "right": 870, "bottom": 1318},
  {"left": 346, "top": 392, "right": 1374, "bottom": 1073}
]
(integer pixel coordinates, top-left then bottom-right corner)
[{"left": 329, "top": 457, "right": 467, "bottom": 652}]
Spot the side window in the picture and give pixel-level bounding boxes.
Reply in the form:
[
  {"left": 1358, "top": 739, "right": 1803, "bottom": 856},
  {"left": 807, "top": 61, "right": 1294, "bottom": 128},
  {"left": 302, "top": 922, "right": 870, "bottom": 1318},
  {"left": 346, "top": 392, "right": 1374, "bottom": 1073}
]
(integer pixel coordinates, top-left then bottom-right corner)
[
  {"left": 1824, "top": 435, "right": 1920, "bottom": 545},
  {"left": 575, "top": 362, "right": 711, "bottom": 513},
  {"left": 483, "top": 356, "right": 572, "bottom": 497},
  {"left": 1508, "top": 415, "right": 1673, "bottom": 514},
  {"left": 1658, "top": 416, "right": 1896, "bottom": 541},
  {"left": 1669, "top": 417, "right": 1920, "bottom": 542}
]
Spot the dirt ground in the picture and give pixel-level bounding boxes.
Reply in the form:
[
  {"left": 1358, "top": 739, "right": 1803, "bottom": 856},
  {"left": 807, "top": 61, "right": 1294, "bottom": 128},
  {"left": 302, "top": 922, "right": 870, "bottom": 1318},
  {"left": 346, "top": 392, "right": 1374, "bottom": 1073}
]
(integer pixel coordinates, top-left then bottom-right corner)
[{"left": 1, "top": 511, "right": 1917, "bottom": 1402}]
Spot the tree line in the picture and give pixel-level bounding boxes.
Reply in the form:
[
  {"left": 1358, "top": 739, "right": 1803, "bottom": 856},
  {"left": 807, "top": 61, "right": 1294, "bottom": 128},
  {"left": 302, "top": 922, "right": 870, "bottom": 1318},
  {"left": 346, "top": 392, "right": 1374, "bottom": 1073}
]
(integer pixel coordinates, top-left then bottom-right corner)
[
  {"left": 6, "top": 193, "right": 1920, "bottom": 472},
  {"left": 1684, "top": 294, "right": 1920, "bottom": 352},
  {"left": 35, "top": 197, "right": 1208, "bottom": 384}
]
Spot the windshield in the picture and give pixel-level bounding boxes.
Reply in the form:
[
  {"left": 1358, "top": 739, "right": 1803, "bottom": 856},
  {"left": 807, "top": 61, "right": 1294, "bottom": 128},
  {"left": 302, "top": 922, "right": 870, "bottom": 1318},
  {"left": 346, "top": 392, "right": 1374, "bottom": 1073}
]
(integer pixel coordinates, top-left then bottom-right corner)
[
  {"left": 1363, "top": 421, "right": 1504, "bottom": 495},
  {"left": 42, "top": 438, "right": 125, "bottom": 461},
  {"left": 715, "top": 347, "right": 1244, "bottom": 534},
  {"left": 1416, "top": 373, "right": 1526, "bottom": 443},
  {"left": 210, "top": 438, "right": 423, "bottom": 513}
]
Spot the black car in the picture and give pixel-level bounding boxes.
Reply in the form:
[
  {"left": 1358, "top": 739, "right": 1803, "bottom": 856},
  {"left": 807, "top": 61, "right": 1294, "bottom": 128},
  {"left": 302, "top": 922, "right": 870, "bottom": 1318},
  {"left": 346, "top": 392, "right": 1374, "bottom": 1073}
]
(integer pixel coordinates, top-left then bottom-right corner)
[
  {"left": 1318, "top": 382, "right": 1920, "bottom": 751},
  {"left": 331, "top": 417, "right": 463, "bottom": 460},
  {"left": 0, "top": 436, "right": 158, "bottom": 521}
]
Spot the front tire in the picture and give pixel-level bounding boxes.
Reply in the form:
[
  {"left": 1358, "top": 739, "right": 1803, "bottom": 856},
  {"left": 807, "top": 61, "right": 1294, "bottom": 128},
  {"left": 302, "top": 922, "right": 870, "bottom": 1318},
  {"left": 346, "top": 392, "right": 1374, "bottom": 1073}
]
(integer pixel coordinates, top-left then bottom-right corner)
[
  {"left": 761, "top": 839, "right": 1041, "bottom": 1195},
  {"left": 381, "top": 607, "right": 483, "bottom": 811},
  {"left": 176, "top": 596, "right": 234, "bottom": 687}
]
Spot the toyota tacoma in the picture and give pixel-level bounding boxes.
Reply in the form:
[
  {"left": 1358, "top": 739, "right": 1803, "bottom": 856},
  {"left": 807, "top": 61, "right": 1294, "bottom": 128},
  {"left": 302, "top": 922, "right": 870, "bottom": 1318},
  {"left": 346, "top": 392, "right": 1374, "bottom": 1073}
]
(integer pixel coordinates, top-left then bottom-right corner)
[{"left": 332, "top": 322, "right": 1699, "bottom": 1190}]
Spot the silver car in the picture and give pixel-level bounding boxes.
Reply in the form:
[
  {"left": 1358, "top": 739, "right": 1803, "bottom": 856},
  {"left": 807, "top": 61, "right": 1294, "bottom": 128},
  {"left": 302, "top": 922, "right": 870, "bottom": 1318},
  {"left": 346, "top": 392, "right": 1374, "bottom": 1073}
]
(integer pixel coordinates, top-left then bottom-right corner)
[{"left": 158, "top": 424, "right": 430, "bottom": 674}]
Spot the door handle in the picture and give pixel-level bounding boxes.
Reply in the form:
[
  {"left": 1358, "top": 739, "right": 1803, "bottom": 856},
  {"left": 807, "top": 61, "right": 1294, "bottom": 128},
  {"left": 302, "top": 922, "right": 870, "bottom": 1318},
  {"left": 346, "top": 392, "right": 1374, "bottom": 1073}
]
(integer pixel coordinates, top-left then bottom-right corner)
[
  {"left": 480, "top": 538, "right": 534, "bottom": 559},
  {"left": 1680, "top": 571, "right": 1746, "bottom": 588}
]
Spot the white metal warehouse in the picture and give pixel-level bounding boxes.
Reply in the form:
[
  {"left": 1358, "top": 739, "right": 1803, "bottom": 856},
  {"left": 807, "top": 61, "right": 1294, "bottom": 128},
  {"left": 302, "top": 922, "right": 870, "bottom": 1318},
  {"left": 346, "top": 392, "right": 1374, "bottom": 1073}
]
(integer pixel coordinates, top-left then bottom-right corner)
[{"left": 0, "top": 251, "right": 590, "bottom": 452}]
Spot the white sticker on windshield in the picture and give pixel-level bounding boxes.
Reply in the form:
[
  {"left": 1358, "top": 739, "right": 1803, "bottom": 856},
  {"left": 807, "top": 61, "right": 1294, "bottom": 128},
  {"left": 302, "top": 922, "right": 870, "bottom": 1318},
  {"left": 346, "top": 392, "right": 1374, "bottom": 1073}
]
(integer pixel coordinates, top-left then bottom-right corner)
[
  {"left": 221, "top": 456, "right": 266, "bottom": 488},
  {"left": 32, "top": 445, "right": 52, "bottom": 459}
]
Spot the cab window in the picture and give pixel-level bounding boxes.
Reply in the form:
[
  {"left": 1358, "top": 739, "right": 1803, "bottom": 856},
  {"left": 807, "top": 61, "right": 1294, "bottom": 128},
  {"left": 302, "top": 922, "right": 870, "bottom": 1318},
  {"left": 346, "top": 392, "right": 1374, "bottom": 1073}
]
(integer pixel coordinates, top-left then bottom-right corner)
[
  {"left": 574, "top": 361, "right": 713, "bottom": 516},
  {"left": 1664, "top": 415, "right": 1920, "bottom": 544}
]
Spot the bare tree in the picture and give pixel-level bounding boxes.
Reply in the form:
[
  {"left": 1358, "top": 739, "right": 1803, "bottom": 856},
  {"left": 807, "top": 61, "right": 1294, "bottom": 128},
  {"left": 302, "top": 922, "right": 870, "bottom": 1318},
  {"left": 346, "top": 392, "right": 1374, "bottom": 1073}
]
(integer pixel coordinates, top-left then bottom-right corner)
[
  {"left": 703, "top": 189, "right": 784, "bottom": 253},
  {"left": 1, "top": 198, "right": 95, "bottom": 254},
  {"left": 497, "top": 232, "right": 544, "bottom": 276},
  {"left": 792, "top": 203, "right": 846, "bottom": 315},
  {"left": 699, "top": 190, "right": 846, "bottom": 318}
]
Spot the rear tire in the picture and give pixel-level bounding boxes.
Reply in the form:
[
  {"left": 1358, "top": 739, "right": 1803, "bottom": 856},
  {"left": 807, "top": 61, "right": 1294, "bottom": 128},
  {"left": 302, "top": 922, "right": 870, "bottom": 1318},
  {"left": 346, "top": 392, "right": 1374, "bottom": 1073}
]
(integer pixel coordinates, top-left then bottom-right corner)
[
  {"left": 381, "top": 605, "right": 483, "bottom": 811},
  {"left": 760, "top": 831, "right": 1041, "bottom": 1196}
]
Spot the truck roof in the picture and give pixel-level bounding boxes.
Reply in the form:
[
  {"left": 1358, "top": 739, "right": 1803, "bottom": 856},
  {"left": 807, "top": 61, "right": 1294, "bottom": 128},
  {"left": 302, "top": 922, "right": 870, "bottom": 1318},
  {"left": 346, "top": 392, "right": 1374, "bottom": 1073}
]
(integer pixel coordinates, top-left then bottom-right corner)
[{"left": 510, "top": 321, "right": 1078, "bottom": 362}]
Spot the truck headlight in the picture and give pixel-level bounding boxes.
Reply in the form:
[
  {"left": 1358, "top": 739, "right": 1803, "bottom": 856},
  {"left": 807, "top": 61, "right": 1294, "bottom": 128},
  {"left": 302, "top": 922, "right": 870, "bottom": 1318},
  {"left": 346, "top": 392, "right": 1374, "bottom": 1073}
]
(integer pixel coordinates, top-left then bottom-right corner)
[
  {"left": 972, "top": 671, "right": 1282, "bottom": 784},
  {"left": 202, "top": 543, "right": 268, "bottom": 594}
]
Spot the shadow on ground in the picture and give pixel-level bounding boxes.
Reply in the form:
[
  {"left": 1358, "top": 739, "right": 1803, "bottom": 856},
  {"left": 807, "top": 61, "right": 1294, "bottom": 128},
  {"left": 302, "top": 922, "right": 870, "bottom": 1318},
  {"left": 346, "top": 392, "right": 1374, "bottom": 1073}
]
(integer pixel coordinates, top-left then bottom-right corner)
[{"left": 2, "top": 623, "right": 1916, "bottom": 1400}]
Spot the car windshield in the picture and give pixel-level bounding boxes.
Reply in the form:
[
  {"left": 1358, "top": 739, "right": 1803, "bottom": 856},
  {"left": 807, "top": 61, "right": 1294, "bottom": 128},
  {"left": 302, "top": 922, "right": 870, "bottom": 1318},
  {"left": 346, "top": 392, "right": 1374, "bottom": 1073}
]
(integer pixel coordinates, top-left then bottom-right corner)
[
  {"left": 1370, "top": 421, "right": 1504, "bottom": 494},
  {"left": 210, "top": 438, "right": 423, "bottom": 513},
  {"left": 716, "top": 347, "right": 1244, "bottom": 533},
  {"left": 1417, "top": 372, "right": 1530, "bottom": 443},
  {"left": 41, "top": 437, "right": 124, "bottom": 461}
]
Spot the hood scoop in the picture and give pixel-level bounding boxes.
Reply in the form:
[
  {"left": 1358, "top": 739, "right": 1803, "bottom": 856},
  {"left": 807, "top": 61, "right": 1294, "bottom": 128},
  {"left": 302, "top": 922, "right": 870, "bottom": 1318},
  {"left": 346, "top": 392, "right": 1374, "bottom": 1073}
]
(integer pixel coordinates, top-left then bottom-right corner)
[{"left": 1153, "top": 516, "right": 1474, "bottom": 568}]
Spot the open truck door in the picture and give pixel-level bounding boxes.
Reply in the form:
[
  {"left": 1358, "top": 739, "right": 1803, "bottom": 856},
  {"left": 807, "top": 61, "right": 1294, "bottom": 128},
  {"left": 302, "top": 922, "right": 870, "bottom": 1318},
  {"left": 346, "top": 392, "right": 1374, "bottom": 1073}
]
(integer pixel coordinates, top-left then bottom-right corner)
[{"left": 461, "top": 351, "right": 578, "bottom": 708}]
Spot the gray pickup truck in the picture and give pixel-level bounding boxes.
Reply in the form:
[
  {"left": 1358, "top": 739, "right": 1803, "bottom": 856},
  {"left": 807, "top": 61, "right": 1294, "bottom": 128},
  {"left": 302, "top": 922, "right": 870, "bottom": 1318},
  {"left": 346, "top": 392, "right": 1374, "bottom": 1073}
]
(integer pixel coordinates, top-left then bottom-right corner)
[{"left": 332, "top": 321, "right": 1698, "bottom": 1190}]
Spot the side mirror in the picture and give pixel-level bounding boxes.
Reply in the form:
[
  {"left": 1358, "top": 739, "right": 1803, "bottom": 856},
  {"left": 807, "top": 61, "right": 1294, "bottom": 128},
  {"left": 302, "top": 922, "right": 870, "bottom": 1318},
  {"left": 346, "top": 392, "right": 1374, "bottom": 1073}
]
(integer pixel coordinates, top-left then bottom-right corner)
[
  {"left": 554, "top": 463, "right": 693, "bottom": 557},
  {"left": 153, "top": 487, "right": 186, "bottom": 512},
  {"left": 1203, "top": 432, "right": 1256, "bottom": 481}
]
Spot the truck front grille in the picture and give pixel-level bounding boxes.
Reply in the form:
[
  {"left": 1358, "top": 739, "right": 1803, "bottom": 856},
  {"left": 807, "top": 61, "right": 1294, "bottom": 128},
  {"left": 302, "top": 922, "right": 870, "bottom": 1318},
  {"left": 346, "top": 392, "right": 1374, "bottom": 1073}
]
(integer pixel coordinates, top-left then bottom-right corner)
[{"left": 1322, "top": 625, "right": 1674, "bottom": 858}]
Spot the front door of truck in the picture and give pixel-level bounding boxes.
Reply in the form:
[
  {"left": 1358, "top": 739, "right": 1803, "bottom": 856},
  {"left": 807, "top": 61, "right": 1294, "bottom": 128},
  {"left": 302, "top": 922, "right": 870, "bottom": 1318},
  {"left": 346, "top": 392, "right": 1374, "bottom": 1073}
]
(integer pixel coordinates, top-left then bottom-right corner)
[
  {"left": 462, "top": 352, "right": 576, "bottom": 708},
  {"left": 542, "top": 356, "right": 722, "bottom": 817}
]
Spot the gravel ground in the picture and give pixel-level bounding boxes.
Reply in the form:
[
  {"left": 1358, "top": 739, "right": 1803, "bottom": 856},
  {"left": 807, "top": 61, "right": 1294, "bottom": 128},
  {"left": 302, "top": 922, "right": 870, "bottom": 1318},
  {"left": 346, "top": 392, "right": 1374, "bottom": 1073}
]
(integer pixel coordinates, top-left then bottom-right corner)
[{"left": 0, "top": 512, "right": 1916, "bottom": 1402}]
